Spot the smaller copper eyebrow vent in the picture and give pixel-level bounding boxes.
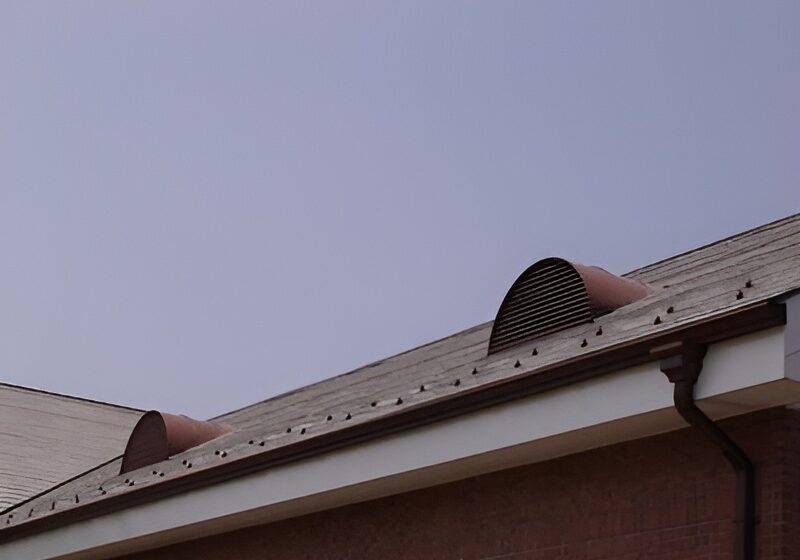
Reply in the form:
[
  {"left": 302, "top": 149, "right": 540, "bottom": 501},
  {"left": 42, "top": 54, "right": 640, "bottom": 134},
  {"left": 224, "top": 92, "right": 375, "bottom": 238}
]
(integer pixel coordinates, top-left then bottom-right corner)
[
  {"left": 120, "top": 411, "right": 230, "bottom": 474},
  {"left": 488, "top": 258, "right": 652, "bottom": 355}
]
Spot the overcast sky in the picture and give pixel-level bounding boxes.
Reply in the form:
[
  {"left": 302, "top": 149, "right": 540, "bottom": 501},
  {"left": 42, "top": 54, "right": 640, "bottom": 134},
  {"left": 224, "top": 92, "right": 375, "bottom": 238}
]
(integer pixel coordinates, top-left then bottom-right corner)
[{"left": 1, "top": 1, "right": 798, "bottom": 419}]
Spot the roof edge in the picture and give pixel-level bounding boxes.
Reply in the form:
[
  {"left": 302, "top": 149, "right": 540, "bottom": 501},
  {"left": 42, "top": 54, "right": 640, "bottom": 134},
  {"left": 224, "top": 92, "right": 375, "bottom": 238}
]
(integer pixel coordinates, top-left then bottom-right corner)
[
  {"left": 0, "top": 382, "right": 143, "bottom": 413},
  {"left": 623, "top": 212, "right": 800, "bottom": 278},
  {"left": 211, "top": 321, "right": 492, "bottom": 422}
]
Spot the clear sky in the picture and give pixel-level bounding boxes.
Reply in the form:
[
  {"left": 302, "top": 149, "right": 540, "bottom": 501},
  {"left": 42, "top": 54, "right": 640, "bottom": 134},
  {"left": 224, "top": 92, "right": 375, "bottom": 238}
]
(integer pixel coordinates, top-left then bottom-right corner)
[{"left": 1, "top": 1, "right": 798, "bottom": 419}]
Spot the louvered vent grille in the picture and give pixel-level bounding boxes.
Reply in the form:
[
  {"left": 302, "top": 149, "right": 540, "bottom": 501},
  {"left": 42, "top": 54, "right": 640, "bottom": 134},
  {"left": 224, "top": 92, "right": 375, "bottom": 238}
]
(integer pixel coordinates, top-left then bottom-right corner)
[{"left": 488, "top": 259, "right": 593, "bottom": 354}]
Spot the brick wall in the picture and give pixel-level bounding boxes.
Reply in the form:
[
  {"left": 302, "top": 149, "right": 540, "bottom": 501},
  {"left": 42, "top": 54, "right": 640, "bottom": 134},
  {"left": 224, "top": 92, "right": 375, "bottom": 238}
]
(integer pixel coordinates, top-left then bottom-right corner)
[{"left": 118, "top": 407, "right": 800, "bottom": 560}]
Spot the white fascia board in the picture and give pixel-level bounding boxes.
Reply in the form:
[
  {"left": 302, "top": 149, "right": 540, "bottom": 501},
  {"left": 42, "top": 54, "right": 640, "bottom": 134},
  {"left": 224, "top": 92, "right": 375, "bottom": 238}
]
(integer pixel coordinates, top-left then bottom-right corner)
[
  {"left": 783, "top": 293, "right": 800, "bottom": 381},
  {"left": 6, "top": 317, "right": 800, "bottom": 560}
]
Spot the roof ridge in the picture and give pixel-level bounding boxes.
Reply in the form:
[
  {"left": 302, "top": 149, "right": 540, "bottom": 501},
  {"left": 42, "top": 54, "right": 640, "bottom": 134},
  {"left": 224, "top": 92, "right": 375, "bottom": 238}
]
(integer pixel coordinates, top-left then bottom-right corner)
[
  {"left": 624, "top": 212, "right": 800, "bottom": 278},
  {"left": 0, "top": 381, "right": 143, "bottom": 413}
]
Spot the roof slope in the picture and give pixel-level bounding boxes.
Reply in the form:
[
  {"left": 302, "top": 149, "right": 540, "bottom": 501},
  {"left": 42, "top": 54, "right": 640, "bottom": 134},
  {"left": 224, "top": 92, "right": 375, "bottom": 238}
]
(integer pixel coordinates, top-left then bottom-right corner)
[
  {"left": 215, "top": 213, "right": 800, "bottom": 431},
  {"left": 0, "top": 384, "right": 142, "bottom": 511},
  {"left": 3, "top": 213, "right": 800, "bottom": 533}
]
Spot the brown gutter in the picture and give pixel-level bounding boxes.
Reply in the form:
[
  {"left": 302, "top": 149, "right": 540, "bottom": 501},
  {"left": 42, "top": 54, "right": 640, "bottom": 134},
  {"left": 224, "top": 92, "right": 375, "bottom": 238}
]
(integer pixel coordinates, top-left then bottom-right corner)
[
  {"left": 0, "top": 301, "right": 784, "bottom": 543},
  {"left": 652, "top": 341, "right": 755, "bottom": 560}
]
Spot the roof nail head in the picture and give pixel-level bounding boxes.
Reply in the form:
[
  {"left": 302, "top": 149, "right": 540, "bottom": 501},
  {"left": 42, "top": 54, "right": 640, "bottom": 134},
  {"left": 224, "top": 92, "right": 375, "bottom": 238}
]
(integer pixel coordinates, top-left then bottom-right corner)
[
  {"left": 453, "top": 378, "right": 461, "bottom": 387},
  {"left": 371, "top": 401, "right": 377, "bottom": 407},
  {"left": 514, "top": 360, "right": 521, "bottom": 368},
  {"left": 736, "top": 290, "right": 744, "bottom": 300},
  {"left": 653, "top": 316, "right": 662, "bottom": 325},
  {"left": 419, "top": 384, "right": 425, "bottom": 392},
  {"left": 580, "top": 339, "right": 588, "bottom": 348},
  {"left": 531, "top": 348, "right": 538, "bottom": 356},
  {"left": 471, "top": 367, "right": 478, "bottom": 375},
  {"left": 259, "top": 441, "right": 265, "bottom": 446},
  {"left": 345, "top": 413, "right": 352, "bottom": 420},
  {"left": 396, "top": 397, "right": 403, "bottom": 405},
  {"left": 666, "top": 306, "right": 674, "bottom": 314},
  {"left": 326, "top": 415, "right": 333, "bottom": 421},
  {"left": 745, "top": 280, "right": 753, "bottom": 288},
  {"left": 596, "top": 327, "right": 603, "bottom": 336},
  {"left": 221, "top": 451, "right": 227, "bottom": 458},
  {"left": 300, "top": 428, "right": 306, "bottom": 435}
]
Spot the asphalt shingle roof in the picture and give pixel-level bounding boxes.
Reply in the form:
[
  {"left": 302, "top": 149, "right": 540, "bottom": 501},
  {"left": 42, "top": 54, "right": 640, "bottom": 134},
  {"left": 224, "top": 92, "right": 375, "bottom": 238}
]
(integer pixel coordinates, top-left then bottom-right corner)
[{"left": 3, "top": 213, "right": 800, "bottom": 533}]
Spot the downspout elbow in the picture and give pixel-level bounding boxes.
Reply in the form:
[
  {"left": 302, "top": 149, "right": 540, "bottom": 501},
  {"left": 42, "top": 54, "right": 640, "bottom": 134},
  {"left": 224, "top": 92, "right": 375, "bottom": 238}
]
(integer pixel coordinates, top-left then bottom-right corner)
[{"left": 652, "top": 341, "right": 755, "bottom": 560}]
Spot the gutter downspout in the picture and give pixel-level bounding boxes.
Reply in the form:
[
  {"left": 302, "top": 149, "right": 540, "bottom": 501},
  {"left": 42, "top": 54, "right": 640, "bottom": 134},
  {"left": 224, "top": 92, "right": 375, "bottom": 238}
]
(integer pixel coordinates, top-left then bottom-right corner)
[{"left": 652, "top": 341, "right": 755, "bottom": 560}]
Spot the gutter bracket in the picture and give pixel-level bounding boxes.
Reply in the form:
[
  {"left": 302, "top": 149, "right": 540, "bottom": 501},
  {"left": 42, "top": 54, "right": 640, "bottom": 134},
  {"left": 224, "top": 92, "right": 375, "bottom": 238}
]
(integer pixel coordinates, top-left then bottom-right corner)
[{"left": 651, "top": 340, "right": 755, "bottom": 560}]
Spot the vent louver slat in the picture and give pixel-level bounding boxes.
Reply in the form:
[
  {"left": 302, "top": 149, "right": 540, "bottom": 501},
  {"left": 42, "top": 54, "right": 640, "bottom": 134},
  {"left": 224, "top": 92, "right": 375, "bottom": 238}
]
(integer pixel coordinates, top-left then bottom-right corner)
[
  {"left": 496, "top": 291, "right": 590, "bottom": 328},
  {"left": 492, "top": 297, "right": 592, "bottom": 336},
  {"left": 488, "top": 258, "right": 652, "bottom": 355},
  {"left": 490, "top": 309, "right": 593, "bottom": 349},
  {"left": 508, "top": 273, "right": 578, "bottom": 296},
  {"left": 498, "top": 285, "right": 587, "bottom": 316}
]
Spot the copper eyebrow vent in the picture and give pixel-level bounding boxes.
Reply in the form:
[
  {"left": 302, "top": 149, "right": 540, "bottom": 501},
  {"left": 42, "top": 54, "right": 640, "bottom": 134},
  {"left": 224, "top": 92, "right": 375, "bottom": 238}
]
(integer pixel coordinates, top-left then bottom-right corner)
[
  {"left": 120, "top": 411, "right": 230, "bottom": 474},
  {"left": 488, "top": 257, "right": 652, "bottom": 355}
]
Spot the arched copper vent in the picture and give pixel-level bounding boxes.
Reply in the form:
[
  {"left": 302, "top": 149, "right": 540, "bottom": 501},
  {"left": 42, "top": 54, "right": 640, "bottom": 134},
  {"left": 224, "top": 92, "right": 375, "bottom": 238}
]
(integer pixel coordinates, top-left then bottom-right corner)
[
  {"left": 120, "top": 411, "right": 230, "bottom": 474},
  {"left": 488, "top": 258, "right": 652, "bottom": 355}
]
